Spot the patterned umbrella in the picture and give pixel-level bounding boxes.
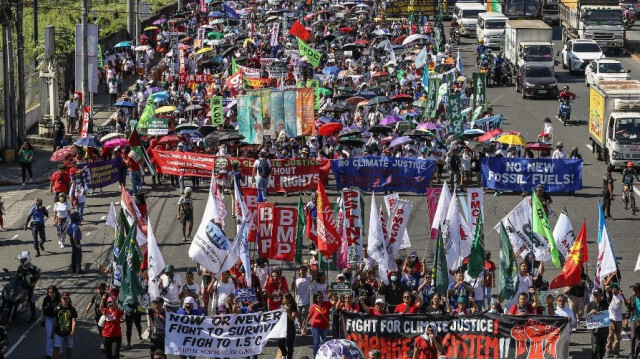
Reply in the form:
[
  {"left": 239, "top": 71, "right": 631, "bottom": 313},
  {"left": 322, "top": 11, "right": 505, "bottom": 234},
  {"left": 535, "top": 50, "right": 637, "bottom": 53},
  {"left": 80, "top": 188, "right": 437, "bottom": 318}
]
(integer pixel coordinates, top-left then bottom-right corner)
[
  {"left": 316, "top": 339, "right": 364, "bottom": 359},
  {"left": 50, "top": 146, "right": 77, "bottom": 162},
  {"left": 103, "top": 138, "right": 129, "bottom": 148}
]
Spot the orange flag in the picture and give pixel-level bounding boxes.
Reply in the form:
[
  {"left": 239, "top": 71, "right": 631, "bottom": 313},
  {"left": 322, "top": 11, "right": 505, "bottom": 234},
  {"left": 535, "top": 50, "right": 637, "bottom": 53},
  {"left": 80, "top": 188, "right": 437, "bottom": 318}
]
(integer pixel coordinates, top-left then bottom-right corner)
[
  {"left": 315, "top": 181, "right": 342, "bottom": 259},
  {"left": 549, "top": 220, "right": 589, "bottom": 289}
]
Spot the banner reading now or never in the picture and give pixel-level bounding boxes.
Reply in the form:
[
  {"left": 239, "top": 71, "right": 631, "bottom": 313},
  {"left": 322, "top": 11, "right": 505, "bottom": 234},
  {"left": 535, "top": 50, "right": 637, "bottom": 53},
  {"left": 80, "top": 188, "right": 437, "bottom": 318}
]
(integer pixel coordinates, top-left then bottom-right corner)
[
  {"left": 331, "top": 157, "right": 436, "bottom": 193},
  {"left": 342, "top": 312, "right": 570, "bottom": 359},
  {"left": 164, "top": 311, "right": 287, "bottom": 358},
  {"left": 481, "top": 158, "right": 583, "bottom": 193}
]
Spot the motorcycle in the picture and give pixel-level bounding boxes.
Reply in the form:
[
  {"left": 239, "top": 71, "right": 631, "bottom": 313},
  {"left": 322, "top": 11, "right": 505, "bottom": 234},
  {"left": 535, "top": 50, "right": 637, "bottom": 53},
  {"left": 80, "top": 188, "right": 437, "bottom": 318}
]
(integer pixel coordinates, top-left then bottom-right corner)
[
  {"left": 0, "top": 268, "right": 30, "bottom": 326},
  {"left": 624, "top": 12, "right": 636, "bottom": 29},
  {"left": 557, "top": 97, "right": 574, "bottom": 126},
  {"left": 488, "top": 62, "right": 512, "bottom": 87},
  {"left": 450, "top": 28, "right": 460, "bottom": 45}
]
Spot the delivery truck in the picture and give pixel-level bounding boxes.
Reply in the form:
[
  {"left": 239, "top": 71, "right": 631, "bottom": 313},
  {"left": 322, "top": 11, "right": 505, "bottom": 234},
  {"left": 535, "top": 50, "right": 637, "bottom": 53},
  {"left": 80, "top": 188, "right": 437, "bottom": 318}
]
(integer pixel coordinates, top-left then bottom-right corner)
[
  {"left": 559, "top": 0, "right": 624, "bottom": 51},
  {"left": 504, "top": 20, "right": 554, "bottom": 73},
  {"left": 589, "top": 80, "right": 640, "bottom": 167}
]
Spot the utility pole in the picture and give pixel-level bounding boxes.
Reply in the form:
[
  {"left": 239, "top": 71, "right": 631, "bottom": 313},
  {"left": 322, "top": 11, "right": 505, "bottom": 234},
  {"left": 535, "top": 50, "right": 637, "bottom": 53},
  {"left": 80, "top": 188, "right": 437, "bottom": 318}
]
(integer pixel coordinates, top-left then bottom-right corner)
[
  {"left": 82, "top": 0, "right": 89, "bottom": 111},
  {"left": 135, "top": 0, "right": 140, "bottom": 47},
  {"left": 1, "top": 1, "right": 15, "bottom": 159},
  {"left": 33, "top": 0, "right": 38, "bottom": 68},
  {"left": 127, "top": 0, "right": 135, "bottom": 40},
  {"left": 16, "top": 0, "right": 25, "bottom": 145}
]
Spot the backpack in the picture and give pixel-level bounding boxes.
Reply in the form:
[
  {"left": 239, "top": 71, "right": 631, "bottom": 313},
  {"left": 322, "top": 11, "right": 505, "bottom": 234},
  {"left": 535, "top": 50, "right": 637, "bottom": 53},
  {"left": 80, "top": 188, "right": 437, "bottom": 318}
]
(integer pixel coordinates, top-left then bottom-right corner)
[
  {"left": 257, "top": 159, "right": 271, "bottom": 178},
  {"left": 179, "top": 198, "right": 193, "bottom": 218}
]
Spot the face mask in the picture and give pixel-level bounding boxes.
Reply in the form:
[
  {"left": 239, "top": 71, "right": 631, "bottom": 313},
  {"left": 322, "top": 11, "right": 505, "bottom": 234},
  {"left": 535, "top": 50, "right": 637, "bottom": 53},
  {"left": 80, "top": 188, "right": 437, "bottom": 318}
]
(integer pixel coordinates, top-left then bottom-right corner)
[
  {"left": 75, "top": 179, "right": 81, "bottom": 183},
  {"left": 390, "top": 275, "right": 398, "bottom": 282}
]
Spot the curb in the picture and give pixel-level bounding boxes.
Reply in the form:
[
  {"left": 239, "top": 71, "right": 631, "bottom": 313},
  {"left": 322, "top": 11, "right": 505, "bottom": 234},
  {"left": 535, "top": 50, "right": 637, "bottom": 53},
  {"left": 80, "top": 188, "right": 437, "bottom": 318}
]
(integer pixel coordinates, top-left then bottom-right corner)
[{"left": 620, "top": 47, "right": 640, "bottom": 63}]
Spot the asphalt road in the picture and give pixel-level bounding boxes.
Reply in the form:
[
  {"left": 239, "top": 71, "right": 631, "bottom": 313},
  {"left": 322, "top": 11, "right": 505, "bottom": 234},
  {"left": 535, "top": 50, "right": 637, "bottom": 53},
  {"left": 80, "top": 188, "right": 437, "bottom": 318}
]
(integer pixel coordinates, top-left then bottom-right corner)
[{"left": 2, "top": 25, "right": 640, "bottom": 359}]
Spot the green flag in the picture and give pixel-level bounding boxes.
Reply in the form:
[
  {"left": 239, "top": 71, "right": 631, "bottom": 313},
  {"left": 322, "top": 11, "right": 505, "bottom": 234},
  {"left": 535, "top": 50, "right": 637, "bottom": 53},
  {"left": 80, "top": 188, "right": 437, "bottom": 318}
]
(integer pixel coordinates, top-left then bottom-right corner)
[
  {"left": 449, "top": 94, "right": 463, "bottom": 137},
  {"left": 232, "top": 56, "right": 238, "bottom": 74},
  {"left": 434, "top": 227, "right": 448, "bottom": 296},
  {"left": 136, "top": 93, "right": 155, "bottom": 129},
  {"left": 297, "top": 37, "right": 321, "bottom": 68},
  {"left": 467, "top": 210, "right": 485, "bottom": 278},
  {"left": 114, "top": 208, "right": 130, "bottom": 258},
  {"left": 295, "top": 195, "right": 305, "bottom": 264},
  {"left": 117, "top": 225, "right": 144, "bottom": 310},
  {"left": 98, "top": 44, "right": 103, "bottom": 68},
  {"left": 427, "top": 77, "right": 441, "bottom": 118},
  {"left": 499, "top": 222, "right": 518, "bottom": 301},
  {"left": 472, "top": 72, "right": 487, "bottom": 110},
  {"left": 532, "top": 191, "right": 561, "bottom": 268}
]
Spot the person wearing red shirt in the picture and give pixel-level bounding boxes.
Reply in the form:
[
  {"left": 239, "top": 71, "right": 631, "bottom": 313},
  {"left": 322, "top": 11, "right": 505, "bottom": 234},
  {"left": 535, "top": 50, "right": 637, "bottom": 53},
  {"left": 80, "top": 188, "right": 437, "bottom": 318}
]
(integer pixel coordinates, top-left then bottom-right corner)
[
  {"left": 360, "top": 298, "right": 388, "bottom": 315},
  {"left": 100, "top": 295, "right": 123, "bottom": 359},
  {"left": 412, "top": 324, "right": 444, "bottom": 359},
  {"left": 50, "top": 164, "right": 71, "bottom": 203},
  {"left": 508, "top": 290, "right": 539, "bottom": 315},
  {"left": 394, "top": 291, "right": 424, "bottom": 314},
  {"left": 265, "top": 267, "right": 289, "bottom": 311},
  {"left": 124, "top": 149, "right": 143, "bottom": 196},
  {"left": 335, "top": 294, "right": 361, "bottom": 314},
  {"left": 304, "top": 292, "right": 333, "bottom": 356},
  {"left": 483, "top": 251, "right": 497, "bottom": 310}
]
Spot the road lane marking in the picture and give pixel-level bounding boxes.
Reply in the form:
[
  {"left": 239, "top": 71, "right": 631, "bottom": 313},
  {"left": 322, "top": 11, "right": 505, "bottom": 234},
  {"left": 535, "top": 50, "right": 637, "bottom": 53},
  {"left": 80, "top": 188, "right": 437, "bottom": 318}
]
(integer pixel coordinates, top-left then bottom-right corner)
[
  {"left": 100, "top": 215, "right": 106, "bottom": 220},
  {"left": 87, "top": 232, "right": 91, "bottom": 236},
  {"left": 5, "top": 320, "right": 39, "bottom": 357},
  {"left": 586, "top": 144, "right": 593, "bottom": 151},
  {"left": 46, "top": 205, "right": 51, "bottom": 209},
  {"left": 11, "top": 235, "right": 17, "bottom": 240},
  {"left": 115, "top": 201, "right": 120, "bottom": 205},
  {"left": 635, "top": 186, "right": 640, "bottom": 198}
]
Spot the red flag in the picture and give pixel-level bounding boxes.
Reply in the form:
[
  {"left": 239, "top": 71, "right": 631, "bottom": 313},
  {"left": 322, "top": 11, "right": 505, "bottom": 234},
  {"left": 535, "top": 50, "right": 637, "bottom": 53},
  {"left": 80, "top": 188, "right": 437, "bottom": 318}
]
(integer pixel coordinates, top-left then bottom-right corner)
[
  {"left": 288, "top": 20, "right": 310, "bottom": 41},
  {"left": 315, "top": 182, "right": 342, "bottom": 259},
  {"left": 549, "top": 220, "right": 588, "bottom": 289},
  {"left": 305, "top": 205, "right": 317, "bottom": 244}
]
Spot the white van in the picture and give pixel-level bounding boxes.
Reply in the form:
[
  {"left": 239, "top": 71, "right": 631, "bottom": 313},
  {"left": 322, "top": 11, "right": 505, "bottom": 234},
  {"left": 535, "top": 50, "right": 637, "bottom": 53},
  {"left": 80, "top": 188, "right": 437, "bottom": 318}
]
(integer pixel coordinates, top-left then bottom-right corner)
[
  {"left": 453, "top": 3, "right": 487, "bottom": 37},
  {"left": 477, "top": 12, "right": 508, "bottom": 48}
]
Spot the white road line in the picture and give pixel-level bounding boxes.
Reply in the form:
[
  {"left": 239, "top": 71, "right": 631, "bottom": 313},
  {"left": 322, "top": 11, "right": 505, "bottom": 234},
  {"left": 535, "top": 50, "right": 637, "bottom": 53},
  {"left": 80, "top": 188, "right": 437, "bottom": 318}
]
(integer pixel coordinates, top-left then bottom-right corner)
[
  {"left": 100, "top": 215, "right": 106, "bottom": 220},
  {"left": 87, "top": 232, "right": 91, "bottom": 236},
  {"left": 11, "top": 235, "right": 17, "bottom": 240},
  {"left": 635, "top": 186, "right": 640, "bottom": 198},
  {"left": 115, "top": 201, "right": 120, "bottom": 205},
  {"left": 46, "top": 205, "right": 51, "bottom": 209},
  {"left": 622, "top": 329, "right": 631, "bottom": 341},
  {"left": 586, "top": 144, "right": 593, "bottom": 151},
  {"left": 5, "top": 320, "right": 39, "bottom": 357}
]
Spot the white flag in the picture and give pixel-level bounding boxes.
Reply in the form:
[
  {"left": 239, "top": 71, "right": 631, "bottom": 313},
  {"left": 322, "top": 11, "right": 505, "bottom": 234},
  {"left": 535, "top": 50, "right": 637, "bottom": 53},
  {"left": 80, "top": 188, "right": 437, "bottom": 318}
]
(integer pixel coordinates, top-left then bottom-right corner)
[
  {"left": 442, "top": 191, "right": 462, "bottom": 270},
  {"left": 595, "top": 221, "right": 617, "bottom": 288},
  {"left": 635, "top": 252, "right": 640, "bottom": 272},
  {"left": 414, "top": 47, "right": 427, "bottom": 68},
  {"left": 220, "top": 221, "right": 252, "bottom": 287},
  {"left": 106, "top": 202, "right": 117, "bottom": 229},
  {"left": 367, "top": 193, "right": 389, "bottom": 285},
  {"left": 494, "top": 198, "right": 550, "bottom": 262},
  {"left": 386, "top": 199, "right": 413, "bottom": 268},
  {"left": 188, "top": 188, "right": 232, "bottom": 275},
  {"left": 553, "top": 212, "right": 575, "bottom": 263},
  {"left": 383, "top": 193, "right": 412, "bottom": 249},
  {"left": 211, "top": 179, "right": 227, "bottom": 226},
  {"left": 459, "top": 212, "right": 473, "bottom": 259},
  {"left": 431, "top": 181, "right": 451, "bottom": 230},
  {"left": 146, "top": 218, "right": 165, "bottom": 301}
]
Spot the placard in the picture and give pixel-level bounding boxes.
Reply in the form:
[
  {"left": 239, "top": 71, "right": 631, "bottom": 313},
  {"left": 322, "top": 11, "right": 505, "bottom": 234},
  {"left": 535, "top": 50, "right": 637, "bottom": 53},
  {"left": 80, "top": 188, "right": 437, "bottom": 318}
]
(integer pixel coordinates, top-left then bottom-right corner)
[
  {"left": 585, "top": 310, "right": 610, "bottom": 330},
  {"left": 331, "top": 282, "right": 352, "bottom": 296},
  {"left": 234, "top": 288, "right": 257, "bottom": 303},
  {"left": 147, "top": 118, "right": 169, "bottom": 135}
]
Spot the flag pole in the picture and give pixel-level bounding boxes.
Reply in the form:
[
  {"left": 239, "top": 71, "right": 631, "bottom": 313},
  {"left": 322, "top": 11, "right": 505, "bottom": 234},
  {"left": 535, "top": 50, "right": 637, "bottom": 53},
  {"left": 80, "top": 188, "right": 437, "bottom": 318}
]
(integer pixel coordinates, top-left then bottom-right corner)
[{"left": 530, "top": 190, "right": 534, "bottom": 275}]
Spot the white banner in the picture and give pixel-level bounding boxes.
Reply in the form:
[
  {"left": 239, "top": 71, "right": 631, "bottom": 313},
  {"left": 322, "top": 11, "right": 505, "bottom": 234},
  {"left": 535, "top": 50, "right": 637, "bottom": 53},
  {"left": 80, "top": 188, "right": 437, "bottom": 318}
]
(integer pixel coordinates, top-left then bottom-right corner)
[
  {"left": 342, "top": 189, "right": 364, "bottom": 264},
  {"left": 552, "top": 212, "right": 575, "bottom": 263},
  {"left": 494, "top": 198, "right": 550, "bottom": 262},
  {"left": 431, "top": 181, "right": 451, "bottom": 230},
  {"left": 367, "top": 193, "right": 389, "bottom": 285},
  {"left": 443, "top": 191, "right": 462, "bottom": 270},
  {"left": 383, "top": 193, "right": 412, "bottom": 249},
  {"left": 271, "top": 23, "right": 279, "bottom": 47},
  {"left": 386, "top": 198, "right": 413, "bottom": 269},
  {"left": 466, "top": 188, "right": 484, "bottom": 235},
  {"left": 585, "top": 310, "right": 610, "bottom": 330},
  {"left": 188, "top": 189, "right": 232, "bottom": 274},
  {"left": 237, "top": 65, "right": 260, "bottom": 79},
  {"left": 146, "top": 218, "right": 165, "bottom": 301},
  {"left": 165, "top": 311, "right": 287, "bottom": 358}
]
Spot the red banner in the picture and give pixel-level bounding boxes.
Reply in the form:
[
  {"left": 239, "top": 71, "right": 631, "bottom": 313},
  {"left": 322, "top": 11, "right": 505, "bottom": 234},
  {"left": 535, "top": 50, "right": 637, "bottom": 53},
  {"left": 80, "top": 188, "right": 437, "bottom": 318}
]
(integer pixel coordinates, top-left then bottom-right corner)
[
  {"left": 243, "top": 187, "right": 259, "bottom": 243},
  {"left": 256, "top": 203, "right": 298, "bottom": 261},
  {"left": 178, "top": 74, "right": 215, "bottom": 85},
  {"left": 179, "top": 48, "right": 186, "bottom": 74},
  {"left": 80, "top": 106, "right": 90, "bottom": 138},
  {"left": 149, "top": 150, "right": 217, "bottom": 177}
]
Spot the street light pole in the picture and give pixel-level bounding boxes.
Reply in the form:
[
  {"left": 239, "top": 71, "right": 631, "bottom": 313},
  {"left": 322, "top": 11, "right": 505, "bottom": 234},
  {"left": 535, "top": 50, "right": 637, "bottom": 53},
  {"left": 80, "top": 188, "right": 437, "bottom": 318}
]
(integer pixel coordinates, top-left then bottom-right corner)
[
  {"left": 82, "top": 0, "right": 89, "bottom": 110},
  {"left": 16, "top": 0, "right": 25, "bottom": 144}
]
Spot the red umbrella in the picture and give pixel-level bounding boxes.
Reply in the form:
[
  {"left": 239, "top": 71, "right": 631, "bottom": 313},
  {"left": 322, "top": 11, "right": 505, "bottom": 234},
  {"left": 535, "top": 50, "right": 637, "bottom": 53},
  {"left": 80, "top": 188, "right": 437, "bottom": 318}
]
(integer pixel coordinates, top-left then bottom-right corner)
[
  {"left": 392, "top": 35, "right": 407, "bottom": 44},
  {"left": 158, "top": 135, "right": 181, "bottom": 145},
  {"left": 392, "top": 94, "right": 413, "bottom": 102},
  {"left": 50, "top": 146, "right": 77, "bottom": 162},
  {"left": 354, "top": 39, "right": 369, "bottom": 45},
  {"left": 525, "top": 142, "right": 552, "bottom": 151},
  {"left": 345, "top": 96, "right": 366, "bottom": 106},
  {"left": 371, "top": 71, "right": 389, "bottom": 78},
  {"left": 340, "top": 27, "right": 355, "bottom": 34},
  {"left": 304, "top": 13, "right": 316, "bottom": 21},
  {"left": 475, "top": 128, "right": 503, "bottom": 142},
  {"left": 317, "top": 122, "right": 343, "bottom": 136}
]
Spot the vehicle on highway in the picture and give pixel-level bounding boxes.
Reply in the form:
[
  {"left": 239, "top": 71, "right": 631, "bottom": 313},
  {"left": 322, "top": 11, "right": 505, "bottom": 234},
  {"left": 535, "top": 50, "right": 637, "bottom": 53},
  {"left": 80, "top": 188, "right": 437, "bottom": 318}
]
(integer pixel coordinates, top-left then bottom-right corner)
[
  {"left": 504, "top": 20, "right": 554, "bottom": 74},
  {"left": 516, "top": 65, "right": 559, "bottom": 98},
  {"left": 476, "top": 12, "right": 507, "bottom": 48},
  {"left": 585, "top": 59, "right": 631, "bottom": 86},
  {"left": 453, "top": 2, "right": 487, "bottom": 37},
  {"left": 589, "top": 80, "right": 640, "bottom": 168},
  {"left": 558, "top": 97, "right": 575, "bottom": 125},
  {"left": 561, "top": 39, "right": 604, "bottom": 75},
  {"left": 0, "top": 268, "right": 29, "bottom": 326},
  {"left": 559, "top": 0, "right": 624, "bottom": 51}
]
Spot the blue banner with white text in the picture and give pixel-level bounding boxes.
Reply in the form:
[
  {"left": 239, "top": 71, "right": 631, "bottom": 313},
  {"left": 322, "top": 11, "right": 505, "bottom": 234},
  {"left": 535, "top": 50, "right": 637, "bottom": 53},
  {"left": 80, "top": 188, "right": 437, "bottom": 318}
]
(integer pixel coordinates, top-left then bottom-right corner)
[
  {"left": 330, "top": 157, "right": 436, "bottom": 193},
  {"left": 481, "top": 158, "right": 583, "bottom": 193},
  {"left": 473, "top": 114, "right": 503, "bottom": 132}
]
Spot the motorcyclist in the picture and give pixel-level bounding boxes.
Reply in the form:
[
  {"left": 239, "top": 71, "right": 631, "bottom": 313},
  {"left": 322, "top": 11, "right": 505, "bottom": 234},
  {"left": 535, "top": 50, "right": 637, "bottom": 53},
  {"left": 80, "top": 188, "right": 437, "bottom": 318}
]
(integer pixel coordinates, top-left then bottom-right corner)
[
  {"left": 450, "top": 19, "right": 460, "bottom": 40},
  {"left": 557, "top": 86, "right": 576, "bottom": 117},
  {"left": 493, "top": 53, "right": 505, "bottom": 83},
  {"left": 16, "top": 251, "right": 40, "bottom": 321},
  {"left": 476, "top": 39, "right": 487, "bottom": 59},
  {"left": 622, "top": 161, "right": 639, "bottom": 200},
  {"left": 624, "top": 5, "right": 635, "bottom": 24}
]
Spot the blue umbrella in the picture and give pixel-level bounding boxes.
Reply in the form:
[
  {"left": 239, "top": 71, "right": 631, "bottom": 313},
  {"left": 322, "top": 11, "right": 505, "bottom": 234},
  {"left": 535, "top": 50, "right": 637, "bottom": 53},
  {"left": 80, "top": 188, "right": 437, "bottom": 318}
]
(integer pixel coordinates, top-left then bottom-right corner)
[
  {"left": 463, "top": 128, "right": 485, "bottom": 136},
  {"left": 208, "top": 11, "right": 225, "bottom": 17},
  {"left": 322, "top": 66, "right": 341, "bottom": 76},
  {"left": 114, "top": 41, "right": 133, "bottom": 48},
  {"left": 75, "top": 135, "right": 103, "bottom": 148},
  {"left": 153, "top": 92, "right": 170, "bottom": 101},
  {"left": 114, "top": 101, "right": 135, "bottom": 108}
]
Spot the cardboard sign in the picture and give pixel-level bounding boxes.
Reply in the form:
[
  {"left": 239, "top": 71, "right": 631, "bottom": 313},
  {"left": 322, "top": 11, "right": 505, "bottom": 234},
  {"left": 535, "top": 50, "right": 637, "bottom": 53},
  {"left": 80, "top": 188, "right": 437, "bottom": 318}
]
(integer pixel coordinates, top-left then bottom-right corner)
[
  {"left": 147, "top": 118, "right": 169, "bottom": 135},
  {"left": 585, "top": 310, "right": 610, "bottom": 330},
  {"left": 234, "top": 288, "right": 257, "bottom": 303},
  {"left": 331, "top": 281, "right": 352, "bottom": 296}
]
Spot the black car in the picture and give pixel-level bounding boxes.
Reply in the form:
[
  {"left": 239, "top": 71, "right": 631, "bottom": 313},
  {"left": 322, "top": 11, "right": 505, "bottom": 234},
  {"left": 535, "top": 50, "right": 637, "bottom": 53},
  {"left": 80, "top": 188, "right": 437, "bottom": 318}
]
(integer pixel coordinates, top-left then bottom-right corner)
[{"left": 516, "top": 66, "right": 559, "bottom": 99}]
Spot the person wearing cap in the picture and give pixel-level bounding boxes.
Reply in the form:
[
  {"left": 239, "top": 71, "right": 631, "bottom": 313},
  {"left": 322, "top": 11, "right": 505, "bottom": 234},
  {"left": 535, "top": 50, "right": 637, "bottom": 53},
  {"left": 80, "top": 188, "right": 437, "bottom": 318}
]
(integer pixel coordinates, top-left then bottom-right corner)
[
  {"left": 100, "top": 293, "right": 123, "bottom": 359},
  {"left": 602, "top": 165, "right": 615, "bottom": 219},
  {"left": 52, "top": 292, "right": 77, "bottom": 359},
  {"left": 253, "top": 149, "right": 272, "bottom": 201},
  {"left": 158, "top": 264, "right": 182, "bottom": 312},
  {"left": 124, "top": 147, "right": 144, "bottom": 196},
  {"left": 63, "top": 94, "right": 78, "bottom": 134},
  {"left": 401, "top": 262, "right": 422, "bottom": 292},
  {"left": 148, "top": 297, "right": 166, "bottom": 358},
  {"left": 177, "top": 296, "right": 205, "bottom": 316},
  {"left": 304, "top": 292, "right": 333, "bottom": 356},
  {"left": 448, "top": 295, "right": 478, "bottom": 316},
  {"left": 25, "top": 198, "right": 49, "bottom": 257},
  {"left": 607, "top": 282, "right": 628, "bottom": 357},
  {"left": 534, "top": 184, "right": 553, "bottom": 217},
  {"left": 50, "top": 164, "right": 71, "bottom": 204},
  {"left": 360, "top": 298, "right": 388, "bottom": 316},
  {"left": 588, "top": 287, "right": 609, "bottom": 359},
  {"left": 552, "top": 142, "right": 567, "bottom": 159},
  {"left": 53, "top": 192, "right": 71, "bottom": 249}
]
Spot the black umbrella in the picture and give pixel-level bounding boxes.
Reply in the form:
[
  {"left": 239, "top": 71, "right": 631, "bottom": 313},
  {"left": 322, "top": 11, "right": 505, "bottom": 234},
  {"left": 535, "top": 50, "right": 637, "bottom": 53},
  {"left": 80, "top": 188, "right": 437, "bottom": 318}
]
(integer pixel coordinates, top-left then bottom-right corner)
[
  {"left": 368, "top": 125, "right": 392, "bottom": 134},
  {"left": 338, "top": 136, "right": 366, "bottom": 146},
  {"left": 336, "top": 86, "right": 356, "bottom": 94},
  {"left": 404, "top": 129, "right": 430, "bottom": 138},
  {"left": 198, "top": 126, "right": 218, "bottom": 137},
  {"left": 338, "top": 128, "right": 363, "bottom": 137},
  {"left": 323, "top": 105, "right": 347, "bottom": 112},
  {"left": 222, "top": 46, "right": 239, "bottom": 58},
  {"left": 471, "top": 141, "right": 494, "bottom": 153},
  {"left": 175, "top": 123, "right": 199, "bottom": 131},
  {"left": 219, "top": 133, "right": 245, "bottom": 142},
  {"left": 368, "top": 95, "right": 391, "bottom": 105}
]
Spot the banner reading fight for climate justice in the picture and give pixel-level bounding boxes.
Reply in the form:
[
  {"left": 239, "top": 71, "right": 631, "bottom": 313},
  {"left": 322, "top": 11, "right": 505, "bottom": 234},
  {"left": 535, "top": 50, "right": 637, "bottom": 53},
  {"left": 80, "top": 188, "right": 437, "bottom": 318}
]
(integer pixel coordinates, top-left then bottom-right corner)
[
  {"left": 232, "top": 157, "right": 331, "bottom": 193},
  {"left": 481, "top": 158, "right": 583, "bottom": 193},
  {"left": 164, "top": 311, "right": 287, "bottom": 358},
  {"left": 256, "top": 203, "right": 298, "bottom": 261},
  {"left": 83, "top": 157, "right": 122, "bottom": 189},
  {"left": 342, "top": 313, "right": 570, "bottom": 359},
  {"left": 296, "top": 88, "right": 315, "bottom": 136},
  {"left": 341, "top": 189, "right": 364, "bottom": 264},
  {"left": 331, "top": 157, "right": 436, "bottom": 193}
]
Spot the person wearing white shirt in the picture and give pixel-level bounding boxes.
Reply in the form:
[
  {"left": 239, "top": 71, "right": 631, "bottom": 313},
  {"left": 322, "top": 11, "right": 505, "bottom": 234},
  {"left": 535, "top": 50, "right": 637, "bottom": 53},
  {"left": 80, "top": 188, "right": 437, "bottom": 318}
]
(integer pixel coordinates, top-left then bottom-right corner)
[
  {"left": 292, "top": 265, "right": 312, "bottom": 334},
  {"left": 208, "top": 271, "right": 236, "bottom": 314},
  {"left": 607, "top": 283, "right": 628, "bottom": 356},
  {"left": 505, "top": 262, "right": 534, "bottom": 313},
  {"left": 555, "top": 294, "right": 577, "bottom": 329},
  {"left": 464, "top": 270, "right": 485, "bottom": 304},
  {"left": 254, "top": 258, "right": 271, "bottom": 289},
  {"left": 552, "top": 142, "right": 567, "bottom": 159},
  {"left": 159, "top": 265, "right": 183, "bottom": 312},
  {"left": 537, "top": 117, "right": 554, "bottom": 144}
]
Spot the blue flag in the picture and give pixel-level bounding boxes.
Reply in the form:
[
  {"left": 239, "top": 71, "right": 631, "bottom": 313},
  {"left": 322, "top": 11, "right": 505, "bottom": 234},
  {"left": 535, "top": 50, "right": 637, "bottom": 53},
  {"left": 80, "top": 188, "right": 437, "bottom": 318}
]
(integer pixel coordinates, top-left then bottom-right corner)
[
  {"left": 223, "top": 4, "right": 239, "bottom": 18},
  {"left": 422, "top": 69, "right": 429, "bottom": 90},
  {"left": 456, "top": 49, "right": 464, "bottom": 76}
]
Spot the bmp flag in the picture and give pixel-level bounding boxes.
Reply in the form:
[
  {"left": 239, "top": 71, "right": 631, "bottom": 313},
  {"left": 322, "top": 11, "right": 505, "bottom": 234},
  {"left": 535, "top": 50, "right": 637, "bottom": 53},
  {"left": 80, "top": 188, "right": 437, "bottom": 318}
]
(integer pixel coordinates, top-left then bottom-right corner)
[{"left": 481, "top": 158, "right": 583, "bottom": 193}]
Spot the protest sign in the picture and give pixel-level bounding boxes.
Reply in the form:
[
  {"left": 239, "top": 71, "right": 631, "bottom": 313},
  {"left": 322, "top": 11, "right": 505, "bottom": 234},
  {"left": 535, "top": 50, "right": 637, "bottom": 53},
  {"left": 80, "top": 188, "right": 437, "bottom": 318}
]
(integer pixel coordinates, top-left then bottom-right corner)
[
  {"left": 342, "top": 312, "right": 570, "bottom": 359},
  {"left": 256, "top": 203, "right": 298, "bottom": 261},
  {"left": 494, "top": 198, "right": 550, "bottom": 262},
  {"left": 536, "top": 290, "right": 559, "bottom": 314},
  {"left": 472, "top": 114, "right": 503, "bottom": 132},
  {"left": 234, "top": 288, "right": 257, "bottom": 303},
  {"left": 384, "top": 193, "right": 412, "bottom": 249},
  {"left": 342, "top": 189, "right": 364, "bottom": 264},
  {"left": 210, "top": 96, "right": 224, "bottom": 126},
  {"left": 149, "top": 150, "right": 217, "bottom": 177},
  {"left": 84, "top": 157, "right": 122, "bottom": 189},
  {"left": 296, "top": 88, "right": 315, "bottom": 136},
  {"left": 164, "top": 310, "right": 287, "bottom": 358},
  {"left": 231, "top": 157, "right": 331, "bottom": 193},
  {"left": 481, "top": 158, "right": 583, "bottom": 193},
  {"left": 178, "top": 74, "right": 215, "bottom": 85},
  {"left": 586, "top": 310, "right": 610, "bottom": 330},
  {"left": 466, "top": 188, "right": 484, "bottom": 235},
  {"left": 331, "top": 282, "right": 352, "bottom": 296},
  {"left": 331, "top": 157, "right": 436, "bottom": 193},
  {"left": 147, "top": 118, "right": 169, "bottom": 135},
  {"left": 283, "top": 90, "right": 297, "bottom": 138}
]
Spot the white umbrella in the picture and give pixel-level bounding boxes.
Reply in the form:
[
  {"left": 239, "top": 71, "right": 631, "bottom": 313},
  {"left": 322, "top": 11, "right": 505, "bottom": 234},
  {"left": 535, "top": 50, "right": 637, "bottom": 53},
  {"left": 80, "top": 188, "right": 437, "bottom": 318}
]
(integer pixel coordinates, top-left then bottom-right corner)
[
  {"left": 100, "top": 132, "right": 126, "bottom": 141},
  {"left": 135, "top": 45, "right": 151, "bottom": 51},
  {"left": 402, "top": 34, "right": 430, "bottom": 46}
]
